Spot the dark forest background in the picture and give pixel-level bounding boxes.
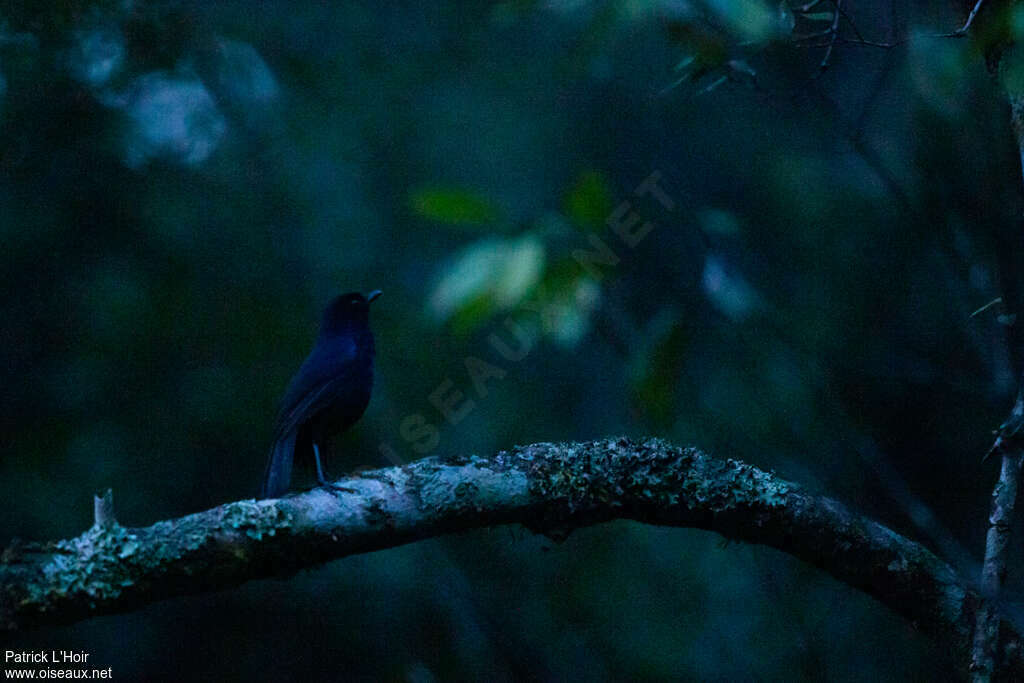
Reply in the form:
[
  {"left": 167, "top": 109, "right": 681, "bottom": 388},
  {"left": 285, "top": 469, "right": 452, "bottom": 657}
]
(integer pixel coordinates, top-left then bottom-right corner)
[{"left": 3, "top": 0, "right": 1022, "bottom": 679}]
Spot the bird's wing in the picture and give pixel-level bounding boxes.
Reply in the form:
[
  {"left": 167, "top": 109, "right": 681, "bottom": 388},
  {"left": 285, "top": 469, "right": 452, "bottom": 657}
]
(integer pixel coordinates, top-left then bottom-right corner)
[
  {"left": 271, "top": 365, "right": 359, "bottom": 442},
  {"left": 272, "top": 337, "right": 358, "bottom": 436}
]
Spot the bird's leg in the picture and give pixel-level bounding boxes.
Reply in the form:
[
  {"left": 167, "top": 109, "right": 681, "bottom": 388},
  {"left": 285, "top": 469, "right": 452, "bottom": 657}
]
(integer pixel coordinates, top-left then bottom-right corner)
[{"left": 313, "top": 442, "right": 355, "bottom": 493}]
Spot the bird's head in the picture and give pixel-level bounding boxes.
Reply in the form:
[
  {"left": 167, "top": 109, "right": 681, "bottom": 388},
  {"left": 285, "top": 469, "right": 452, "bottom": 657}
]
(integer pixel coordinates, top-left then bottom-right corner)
[{"left": 321, "top": 290, "right": 382, "bottom": 335}]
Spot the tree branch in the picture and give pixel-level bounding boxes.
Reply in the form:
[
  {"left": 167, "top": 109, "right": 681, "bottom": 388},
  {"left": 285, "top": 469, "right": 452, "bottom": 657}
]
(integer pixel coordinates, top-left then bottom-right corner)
[
  {"left": 969, "top": 36, "right": 1024, "bottom": 682},
  {"left": 975, "top": 384, "right": 1024, "bottom": 681},
  {"left": 0, "top": 438, "right": 1019, "bottom": 678},
  {"left": 973, "top": 445, "right": 1022, "bottom": 681}
]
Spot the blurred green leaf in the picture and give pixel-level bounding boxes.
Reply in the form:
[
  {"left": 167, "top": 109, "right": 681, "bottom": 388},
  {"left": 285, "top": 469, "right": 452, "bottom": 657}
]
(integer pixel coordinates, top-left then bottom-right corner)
[
  {"left": 410, "top": 186, "right": 500, "bottom": 226},
  {"left": 542, "top": 277, "right": 600, "bottom": 347},
  {"left": 429, "top": 233, "right": 546, "bottom": 332},
  {"left": 564, "top": 169, "right": 614, "bottom": 230},
  {"left": 449, "top": 291, "right": 497, "bottom": 336},
  {"left": 674, "top": 55, "right": 698, "bottom": 72},
  {"left": 705, "top": 0, "right": 781, "bottom": 42}
]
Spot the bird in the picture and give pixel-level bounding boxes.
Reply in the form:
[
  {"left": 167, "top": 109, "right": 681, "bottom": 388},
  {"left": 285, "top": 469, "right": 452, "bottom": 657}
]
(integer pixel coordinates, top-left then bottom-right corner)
[{"left": 259, "top": 290, "right": 381, "bottom": 499}]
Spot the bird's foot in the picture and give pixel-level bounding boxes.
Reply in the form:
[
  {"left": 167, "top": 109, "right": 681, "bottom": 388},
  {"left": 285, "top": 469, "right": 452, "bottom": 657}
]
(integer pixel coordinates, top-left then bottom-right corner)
[{"left": 312, "top": 443, "right": 354, "bottom": 494}]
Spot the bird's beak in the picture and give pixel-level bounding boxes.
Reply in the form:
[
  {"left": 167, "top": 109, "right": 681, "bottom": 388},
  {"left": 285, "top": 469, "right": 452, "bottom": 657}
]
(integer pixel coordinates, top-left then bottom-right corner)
[{"left": 366, "top": 290, "right": 383, "bottom": 303}]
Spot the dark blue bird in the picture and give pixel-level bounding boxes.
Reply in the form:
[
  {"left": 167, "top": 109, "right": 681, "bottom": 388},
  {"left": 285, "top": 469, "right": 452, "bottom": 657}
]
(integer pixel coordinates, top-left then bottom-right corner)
[{"left": 259, "top": 290, "right": 381, "bottom": 499}]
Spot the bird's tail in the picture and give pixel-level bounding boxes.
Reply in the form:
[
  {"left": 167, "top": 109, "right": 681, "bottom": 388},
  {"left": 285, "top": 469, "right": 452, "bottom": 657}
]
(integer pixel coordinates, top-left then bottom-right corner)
[{"left": 259, "top": 430, "right": 296, "bottom": 499}]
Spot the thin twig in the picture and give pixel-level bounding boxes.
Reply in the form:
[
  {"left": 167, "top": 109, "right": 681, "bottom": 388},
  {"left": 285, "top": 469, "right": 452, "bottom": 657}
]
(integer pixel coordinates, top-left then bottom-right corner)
[
  {"left": 971, "top": 298, "right": 1005, "bottom": 319},
  {"left": 835, "top": 4, "right": 864, "bottom": 43},
  {"left": 789, "top": 0, "right": 983, "bottom": 61},
  {"left": 946, "top": 0, "right": 987, "bottom": 38},
  {"left": 793, "top": 29, "right": 838, "bottom": 42},
  {"left": 819, "top": 0, "right": 844, "bottom": 72},
  {"left": 836, "top": 37, "right": 905, "bottom": 48},
  {"left": 794, "top": 0, "right": 824, "bottom": 13}
]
